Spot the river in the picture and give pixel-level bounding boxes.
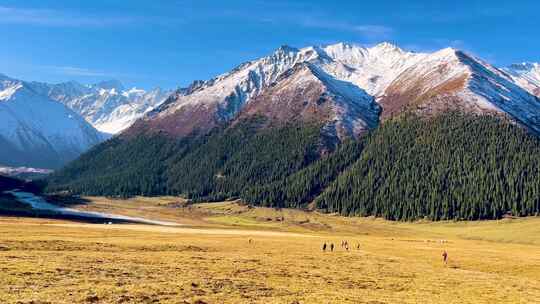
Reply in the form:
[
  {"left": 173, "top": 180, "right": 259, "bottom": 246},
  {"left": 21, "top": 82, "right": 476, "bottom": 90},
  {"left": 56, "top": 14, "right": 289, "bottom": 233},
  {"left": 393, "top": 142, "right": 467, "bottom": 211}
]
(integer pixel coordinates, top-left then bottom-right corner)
[{"left": 4, "top": 191, "right": 181, "bottom": 226}]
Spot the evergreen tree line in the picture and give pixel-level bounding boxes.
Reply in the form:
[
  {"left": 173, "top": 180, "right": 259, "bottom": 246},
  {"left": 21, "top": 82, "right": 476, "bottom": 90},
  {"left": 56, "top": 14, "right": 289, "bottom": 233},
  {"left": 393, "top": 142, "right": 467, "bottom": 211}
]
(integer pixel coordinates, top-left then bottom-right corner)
[
  {"left": 241, "top": 138, "right": 365, "bottom": 208},
  {"left": 46, "top": 117, "right": 325, "bottom": 199},
  {"left": 315, "top": 113, "right": 540, "bottom": 220},
  {"left": 46, "top": 135, "right": 184, "bottom": 196},
  {"left": 165, "top": 118, "right": 323, "bottom": 201}
]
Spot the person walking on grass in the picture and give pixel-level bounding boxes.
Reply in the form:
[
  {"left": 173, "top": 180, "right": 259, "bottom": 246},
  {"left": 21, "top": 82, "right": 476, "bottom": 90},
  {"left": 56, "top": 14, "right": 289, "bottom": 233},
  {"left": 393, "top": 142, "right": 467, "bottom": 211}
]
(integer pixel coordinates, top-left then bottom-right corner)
[
  {"left": 330, "top": 243, "right": 334, "bottom": 252},
  {"left": 442, "top": 250, "right": 448, "bottom": 265},
  {"left": 322, "top": 243, "right": 327, "bottom": 251}
]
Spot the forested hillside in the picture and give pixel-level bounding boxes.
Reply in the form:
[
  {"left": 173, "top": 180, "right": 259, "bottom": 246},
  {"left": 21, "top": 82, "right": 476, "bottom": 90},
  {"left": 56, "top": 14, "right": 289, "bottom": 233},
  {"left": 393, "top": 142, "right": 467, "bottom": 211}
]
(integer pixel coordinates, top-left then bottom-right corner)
[
  {"left": 166, "top": 118, "right": 323, "bottom": 201},
  {"left": 46, "top": 117, "right": 325, "bottom": 199},
  {"left": 46, "top": 113, "right": 540, "bottom": 220},
  {"left": 241, "top": 139, "right": 365, "bottom": 208},
  {"left": 316, "top": 113, "right": 540, "bottom": 220},
  {"left": 45, "top": 135, "right": 181, "bottom": 196}
]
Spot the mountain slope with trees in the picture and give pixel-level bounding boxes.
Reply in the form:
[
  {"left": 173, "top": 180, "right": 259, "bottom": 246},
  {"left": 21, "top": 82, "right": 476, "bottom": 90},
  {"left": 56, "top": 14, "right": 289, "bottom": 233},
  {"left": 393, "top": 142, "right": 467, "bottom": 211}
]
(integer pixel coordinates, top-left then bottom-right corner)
[
  {"left": 47, "top": 117, "right": 326, "bottom": 199},
  {"left": 47, "top": 112, "right": 540, "bottom": 220},
  {"left": 316, "top": 113, "right": 540, "bottom": 220}
]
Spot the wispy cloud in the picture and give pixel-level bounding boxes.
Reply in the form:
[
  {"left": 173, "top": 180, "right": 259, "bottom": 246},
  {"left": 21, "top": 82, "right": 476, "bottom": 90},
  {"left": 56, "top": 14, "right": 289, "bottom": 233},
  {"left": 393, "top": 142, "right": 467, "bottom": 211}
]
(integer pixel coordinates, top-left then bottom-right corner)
[
  {"left": 25, "top": 64, "right": 168, "bottom": 88},
  {"left": 351, "top": 25, "right": 393, "bottom": 39},
  {"left": 220, "top": 7, "right": 393, "bottom": 41},
  {"left": 297, "top": 18, "right": 393, "bottom": 38},
  {"left": 0, "top": 6, "right": 175, "bottom": 27},
  {"left": 36, "top": 65, "right": 138, "bottom": 79},
  {"left": 395, "top": 3, "right": 521, "bottom": 24},
  {"left": 42, "top": 66, "right": 111, "bottom": 77}
]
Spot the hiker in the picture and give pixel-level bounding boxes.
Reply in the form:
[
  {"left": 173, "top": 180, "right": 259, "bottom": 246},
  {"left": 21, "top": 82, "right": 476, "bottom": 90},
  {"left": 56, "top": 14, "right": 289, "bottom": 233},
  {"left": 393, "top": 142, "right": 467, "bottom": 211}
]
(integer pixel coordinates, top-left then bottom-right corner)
[
  {"left": 442, "top": 250, "right": 448, "bottom": 264},
  {"left": 322, "top": 243, "right": 327, "bottom": 251},
  {"left": 330, "top": 243, "right": 334, "bottom": 252},
  {"left": 248, "top": 239, "right": 253, "bottom": 244},
  {"left": 356, "top": 243, "right": 360, "bottom": 250}
]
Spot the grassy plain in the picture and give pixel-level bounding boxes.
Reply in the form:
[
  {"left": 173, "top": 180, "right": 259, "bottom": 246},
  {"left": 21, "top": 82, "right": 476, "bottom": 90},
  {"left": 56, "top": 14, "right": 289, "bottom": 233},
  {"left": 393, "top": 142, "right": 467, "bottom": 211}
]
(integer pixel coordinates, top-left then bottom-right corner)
[{"left": 0, "top": 197, "right": 539, "bottom": 303}]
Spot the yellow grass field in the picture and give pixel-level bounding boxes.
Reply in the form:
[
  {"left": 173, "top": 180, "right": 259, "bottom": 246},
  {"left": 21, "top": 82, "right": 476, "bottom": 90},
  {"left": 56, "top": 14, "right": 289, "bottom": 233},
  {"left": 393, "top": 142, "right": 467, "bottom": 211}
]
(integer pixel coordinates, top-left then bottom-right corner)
[{"left": 1, "top": 197, "right": 539, "bottom": 303}]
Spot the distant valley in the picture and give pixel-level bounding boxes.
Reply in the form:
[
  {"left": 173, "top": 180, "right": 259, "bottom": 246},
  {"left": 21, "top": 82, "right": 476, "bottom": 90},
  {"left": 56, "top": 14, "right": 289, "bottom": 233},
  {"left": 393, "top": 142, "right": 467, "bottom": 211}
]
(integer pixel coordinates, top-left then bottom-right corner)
[{"left": 0, "top": 74, "right": 171, "bottom": 169}]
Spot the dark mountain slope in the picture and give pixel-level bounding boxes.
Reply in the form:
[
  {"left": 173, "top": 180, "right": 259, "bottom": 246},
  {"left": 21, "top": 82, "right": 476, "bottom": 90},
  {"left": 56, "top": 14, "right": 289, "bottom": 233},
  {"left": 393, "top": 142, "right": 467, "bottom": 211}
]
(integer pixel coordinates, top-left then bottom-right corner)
[
  {"left": 45, "top": 135, "right": 183, "bottom": 196},
  {"left": 46, "top": 117, "right": 326, "bottom": 200},
  {"left": 46, "top": 112, "right": 540, "bottom": 220},
  {"left": 166, "top": 117, "right": 323, "bottom": 201},
  {"left": 316, "top": 113, "right": 540, "bottom": 220}
]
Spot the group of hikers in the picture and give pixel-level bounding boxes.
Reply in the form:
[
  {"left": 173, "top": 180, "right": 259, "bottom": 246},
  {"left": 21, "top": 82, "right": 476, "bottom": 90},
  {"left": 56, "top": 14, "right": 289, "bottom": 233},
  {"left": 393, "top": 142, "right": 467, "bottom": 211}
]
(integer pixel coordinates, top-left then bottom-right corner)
[
  {"left": 321, "top": 240, "right": 361, "bottom": 252},
  {"left": 321, "top": 240, "right": 450, "bottom": 265},
  {"left": 248, "top": 238, "right": 449, "bottom": 264}
]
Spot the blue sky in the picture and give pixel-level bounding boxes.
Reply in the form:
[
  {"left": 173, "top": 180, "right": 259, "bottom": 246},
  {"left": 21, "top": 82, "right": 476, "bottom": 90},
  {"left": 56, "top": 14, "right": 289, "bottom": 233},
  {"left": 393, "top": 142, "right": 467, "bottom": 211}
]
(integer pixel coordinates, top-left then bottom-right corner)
[{"left": 0, "top": 0, "right": 538, "bottom": 89}]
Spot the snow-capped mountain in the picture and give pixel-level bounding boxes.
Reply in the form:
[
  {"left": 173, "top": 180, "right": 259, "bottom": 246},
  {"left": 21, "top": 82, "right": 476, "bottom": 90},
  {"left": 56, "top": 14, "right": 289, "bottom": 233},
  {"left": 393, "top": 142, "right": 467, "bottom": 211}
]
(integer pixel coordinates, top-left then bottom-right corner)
[
  {"left": 0, "top": 74, "right": 106, "bottom": 169},
  {"left": 232, "top": 62, "right": 381, "bottom": 139},
  {"left": 29, "top": 80, "right": 171, "bottom": 134},
  {"left": 503, "top": 62, "right": 540, "bottom": 97},
  {"left": 132, "top": 42, "right": 540, "bottom": 138},
  {"left": 3, "top": 42, "right": 538, "bottom": 170}
]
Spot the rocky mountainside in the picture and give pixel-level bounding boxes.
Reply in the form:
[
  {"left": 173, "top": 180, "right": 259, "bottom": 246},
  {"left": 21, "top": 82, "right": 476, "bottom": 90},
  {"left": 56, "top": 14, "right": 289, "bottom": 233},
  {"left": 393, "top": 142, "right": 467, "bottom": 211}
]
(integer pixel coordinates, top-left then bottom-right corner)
[
  {"left": 0, "top": 74, "right": 105, "bottom": 169},
  {"left": 503, "top": 62, "right": 540, "bottom": 97},
  {"left": 28, "top": 79, "right": 171, "bottom": 134},
  {"left": 231, "top": 63, "right": 380, "bottom": 139},
  {"left": 131, "top": 42, "right": 540, "bottom": 138}
]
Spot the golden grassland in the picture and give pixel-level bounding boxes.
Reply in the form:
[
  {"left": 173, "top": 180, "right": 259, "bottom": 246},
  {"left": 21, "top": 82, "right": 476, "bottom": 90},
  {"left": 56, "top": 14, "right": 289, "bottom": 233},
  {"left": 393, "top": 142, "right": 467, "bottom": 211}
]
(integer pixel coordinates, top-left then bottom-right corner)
[{"left": 1, "top": 196, "right": 540, "bottom": 304}]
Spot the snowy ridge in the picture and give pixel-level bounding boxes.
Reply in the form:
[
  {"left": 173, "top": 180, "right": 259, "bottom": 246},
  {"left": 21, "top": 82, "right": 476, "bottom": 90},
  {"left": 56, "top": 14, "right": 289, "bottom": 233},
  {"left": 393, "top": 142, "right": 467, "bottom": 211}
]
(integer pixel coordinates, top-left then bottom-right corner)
[
  {"left": 149, "top": 42, "right": 422, "bottom": 136},
  {"left": 0, "top": 75, "right": 106, "bottom": 168},
  {"left": 308, "top": 64, "right": 380, "bottom": 135},
  {"left": 233, "top": 62, "right": 380, "bottom": 139},
  {"left": 29, "top": 80, "right": 171, "bottom": 134},
  {"left": 159, "top": 43, "right": 414, "bottom": 117},
  {"left": 503, "top": 63, "right": 540, "bottom": 97},
  {"left": 455, "top": 52, "right": 540, "bottom": 132},
  {"left": 142, "top": 42, "right": 540, "bottom": 138},
  {"left": 320, "top": 42, "right": 428, "bottom": 96},
  {"left": 0, "top": 165, "right": 53, "bottom": 177}
]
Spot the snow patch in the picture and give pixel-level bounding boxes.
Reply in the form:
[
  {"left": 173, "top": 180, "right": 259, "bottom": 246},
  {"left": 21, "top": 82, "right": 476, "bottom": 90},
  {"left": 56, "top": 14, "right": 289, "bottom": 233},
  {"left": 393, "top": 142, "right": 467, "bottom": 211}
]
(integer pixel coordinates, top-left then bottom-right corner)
[{"left": 0, "top": 83, "right": 22, "bottom": 101}]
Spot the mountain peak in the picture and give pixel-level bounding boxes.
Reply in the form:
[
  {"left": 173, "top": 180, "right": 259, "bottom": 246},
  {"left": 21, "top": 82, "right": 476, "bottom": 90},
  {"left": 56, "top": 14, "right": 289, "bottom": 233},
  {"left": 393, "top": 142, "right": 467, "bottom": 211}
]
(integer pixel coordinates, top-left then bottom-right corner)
[
  {"left": 324, "top": 42, "right": 357, "bottom": 50},
  {"left": 508, "top": 62, "right": 540, "bottom": 71},
  {"left": 370, "top": 42, "right": 404, "bottom": 53},
  {"left": 276, "top": 45, "right": 299, "bottom": 54},
  {"left": 94, "top": 79, "right": 125, "bottom": 91},
  {"left": 0, "top": 73, "right": 17, "bottom": 83},
  {"left": 504, "top": 61, "right": 540, "bottom": 96},
  {"left": 0, "top": 83, "right": 23, "bottom": 101},
  {"left": 431, "top": 47, "right": 461, "bottom": 58}
]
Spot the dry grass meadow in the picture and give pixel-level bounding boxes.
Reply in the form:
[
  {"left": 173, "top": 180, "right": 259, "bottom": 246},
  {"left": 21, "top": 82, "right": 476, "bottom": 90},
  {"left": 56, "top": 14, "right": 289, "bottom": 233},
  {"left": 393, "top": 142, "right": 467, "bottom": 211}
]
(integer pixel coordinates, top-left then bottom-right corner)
[{"left": 1, "top": 197, "right": 539, "bottom": 303}]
